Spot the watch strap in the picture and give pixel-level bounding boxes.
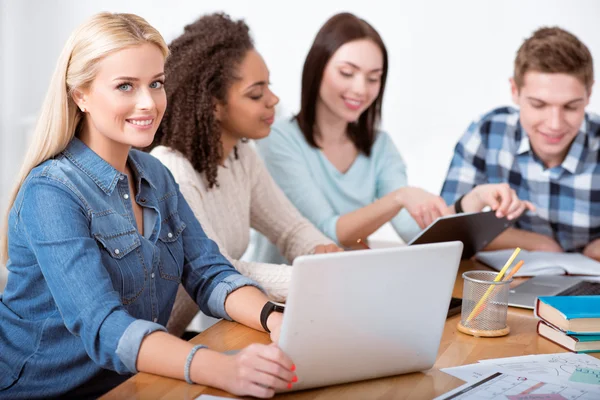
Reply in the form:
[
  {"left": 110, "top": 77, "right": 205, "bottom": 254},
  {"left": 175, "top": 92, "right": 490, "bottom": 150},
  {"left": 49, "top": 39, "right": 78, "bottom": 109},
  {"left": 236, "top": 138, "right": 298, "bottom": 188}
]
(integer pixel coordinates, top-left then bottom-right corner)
[
  {"left": 260, "top": 301, "right": 285, "bottom": 333},
  {"left": 454, "top": 194, "right": 466, "bottom": 214}
]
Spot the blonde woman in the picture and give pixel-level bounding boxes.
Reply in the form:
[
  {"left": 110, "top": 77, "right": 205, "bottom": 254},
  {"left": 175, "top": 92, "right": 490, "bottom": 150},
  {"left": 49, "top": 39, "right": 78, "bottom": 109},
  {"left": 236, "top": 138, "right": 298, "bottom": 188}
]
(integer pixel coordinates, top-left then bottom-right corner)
[{"left": 0, "top": 13, "right": 295, "bottom": 398}]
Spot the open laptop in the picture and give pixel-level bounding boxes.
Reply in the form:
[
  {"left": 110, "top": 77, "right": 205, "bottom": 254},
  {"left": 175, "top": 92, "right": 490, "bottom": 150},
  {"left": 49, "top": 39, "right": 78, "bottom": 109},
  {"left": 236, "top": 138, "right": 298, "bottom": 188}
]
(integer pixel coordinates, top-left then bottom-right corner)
[
  {"left": 277, "top": 241, "right": 463, "bottom": 392},
  {"left": 408, "top": 211, "right": 512, "bottom": 259},
  {"left": 509, "top": 276, "right": 600, "bottom": 309}
]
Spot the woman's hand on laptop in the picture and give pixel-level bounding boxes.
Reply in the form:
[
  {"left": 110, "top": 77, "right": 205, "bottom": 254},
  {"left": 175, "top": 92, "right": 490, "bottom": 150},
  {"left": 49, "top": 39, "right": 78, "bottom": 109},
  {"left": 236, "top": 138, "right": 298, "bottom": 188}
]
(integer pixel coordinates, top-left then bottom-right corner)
[
  {"left": 394, "top": 187, "right": 452, "bottom": 229},
  {"left": 462, "top": 183, "right": 536, "bottom": 220},
  {"left": 221, "top": 343, "right": 296, "bottom": 398}
]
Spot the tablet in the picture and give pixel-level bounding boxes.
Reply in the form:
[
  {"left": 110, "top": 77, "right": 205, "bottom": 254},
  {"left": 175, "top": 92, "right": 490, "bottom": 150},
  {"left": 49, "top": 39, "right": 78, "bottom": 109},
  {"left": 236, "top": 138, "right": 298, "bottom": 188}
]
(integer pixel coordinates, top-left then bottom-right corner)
[{"left": 408, "top": 210, "right": 513, "bottom": 259}]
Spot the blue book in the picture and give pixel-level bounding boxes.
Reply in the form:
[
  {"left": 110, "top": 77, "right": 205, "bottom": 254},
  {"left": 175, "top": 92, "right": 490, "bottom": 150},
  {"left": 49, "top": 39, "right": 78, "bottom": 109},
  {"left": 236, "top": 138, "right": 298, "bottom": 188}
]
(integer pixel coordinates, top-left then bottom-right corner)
[
  {"left": 535, "top": 296, "right": 600, "bottom": 335},
  {"left": 537, "top": 321, "right": 600, "bottom": 353}
]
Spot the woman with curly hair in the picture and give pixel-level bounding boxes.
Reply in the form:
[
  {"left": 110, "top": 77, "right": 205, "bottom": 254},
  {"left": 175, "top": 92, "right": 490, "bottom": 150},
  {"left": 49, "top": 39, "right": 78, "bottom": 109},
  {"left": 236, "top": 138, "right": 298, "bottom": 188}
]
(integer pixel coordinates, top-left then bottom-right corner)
[{"left": 148, "top": 13, "right": 340, "bottom": 338}]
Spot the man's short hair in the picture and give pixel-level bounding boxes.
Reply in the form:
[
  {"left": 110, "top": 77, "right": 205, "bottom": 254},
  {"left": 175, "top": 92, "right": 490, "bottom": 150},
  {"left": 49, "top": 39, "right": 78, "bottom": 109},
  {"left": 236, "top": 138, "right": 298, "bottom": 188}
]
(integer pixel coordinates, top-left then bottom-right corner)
[{"left": 514, "top": 27, "right": 594, "bottom": 91}]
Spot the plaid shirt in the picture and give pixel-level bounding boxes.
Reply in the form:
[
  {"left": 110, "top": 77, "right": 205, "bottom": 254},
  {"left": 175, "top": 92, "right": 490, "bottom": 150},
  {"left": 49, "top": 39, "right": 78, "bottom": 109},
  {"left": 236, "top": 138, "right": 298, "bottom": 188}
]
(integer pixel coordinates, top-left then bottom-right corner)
[{"left": 441, "top": 106, "right": 600, "bottom": 252}]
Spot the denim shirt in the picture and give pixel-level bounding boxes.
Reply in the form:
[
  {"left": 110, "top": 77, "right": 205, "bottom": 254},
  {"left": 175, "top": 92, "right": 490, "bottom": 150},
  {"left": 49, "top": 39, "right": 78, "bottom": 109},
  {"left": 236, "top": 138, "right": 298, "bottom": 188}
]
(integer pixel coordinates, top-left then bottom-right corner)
[{"left": 0, "top": 138, "right": 260, "bottom": 399}]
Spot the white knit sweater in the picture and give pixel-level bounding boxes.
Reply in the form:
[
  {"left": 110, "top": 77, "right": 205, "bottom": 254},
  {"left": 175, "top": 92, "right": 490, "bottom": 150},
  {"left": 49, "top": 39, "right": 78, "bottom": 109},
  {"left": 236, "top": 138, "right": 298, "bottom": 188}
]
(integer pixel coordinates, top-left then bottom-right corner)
[{"left": 151, "top": 143, "right": 332, "bottom": 336}]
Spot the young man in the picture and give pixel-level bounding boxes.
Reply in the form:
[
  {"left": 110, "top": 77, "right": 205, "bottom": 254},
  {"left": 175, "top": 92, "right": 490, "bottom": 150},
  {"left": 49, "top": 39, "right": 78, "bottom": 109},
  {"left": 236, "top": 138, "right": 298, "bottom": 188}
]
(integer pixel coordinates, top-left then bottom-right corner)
[{"left": 441, "top": 27, "right": 600, "bottom": 261}]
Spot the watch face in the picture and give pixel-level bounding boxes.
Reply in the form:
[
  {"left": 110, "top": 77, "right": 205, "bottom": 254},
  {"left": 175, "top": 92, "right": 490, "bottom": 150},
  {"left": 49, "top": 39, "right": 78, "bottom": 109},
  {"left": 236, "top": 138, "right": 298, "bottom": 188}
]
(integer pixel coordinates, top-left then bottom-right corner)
[{"left": 274, "top": 304, "right": 285, "bottom": 312}]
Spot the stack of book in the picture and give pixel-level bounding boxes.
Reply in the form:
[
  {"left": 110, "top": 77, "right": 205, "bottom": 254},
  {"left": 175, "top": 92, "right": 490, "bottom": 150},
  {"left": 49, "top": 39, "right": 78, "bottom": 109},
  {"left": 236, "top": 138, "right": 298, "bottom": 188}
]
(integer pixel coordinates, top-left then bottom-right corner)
[{"left": 535, "top": 295, "right": 600, "bottom": 353}]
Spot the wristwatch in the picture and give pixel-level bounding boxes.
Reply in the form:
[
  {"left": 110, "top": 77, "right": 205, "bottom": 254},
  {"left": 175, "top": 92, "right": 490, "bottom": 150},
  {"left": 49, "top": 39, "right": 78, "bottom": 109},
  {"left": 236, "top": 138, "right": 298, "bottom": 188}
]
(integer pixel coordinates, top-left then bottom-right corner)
[
  {"left": 454, "top": 194, "right": 466, "bottom": 214},
  {"left": 260, "top": 301, "right": 285, "bottom": 333}
]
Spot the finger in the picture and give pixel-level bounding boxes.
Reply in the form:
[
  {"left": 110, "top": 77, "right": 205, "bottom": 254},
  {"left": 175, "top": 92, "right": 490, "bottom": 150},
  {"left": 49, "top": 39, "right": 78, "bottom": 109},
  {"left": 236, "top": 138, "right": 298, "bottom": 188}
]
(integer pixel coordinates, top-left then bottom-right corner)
[
  {"left": 260, "top": 343, "right": 294, "bottom": 371},
  {"left": 525, "top": 201, "right": 536, "bottom": 212},
  {"left": 327, "top": 244, "right": 340, "bottom": 253},
  {"left": 244, "top": 345, "right": 295, "bottom": 384},
  {"left": 312, "top": 245, "right": 324, "bottom": 254},
  {"left": 411, "top": 209, "right": 427, "bottom": 229},
  {"left": 246, "top": 382, "right": 276, "bottom": 399},
  {"left": 427, "top": 208, "right": 437, "bottom": 225},
  {"left": 427, "top": 208, "right": 441, "bottom": 226},
  {"left": 485, "top": 191, "right": 500, "bottom": 211},
  {"left": 437, "top": 198, "right": 452, "bottom": 216},
  {"left": 507, "top": 203, "right": 526, "bottom": 220},
  {"left": 421, "top": 208, "right": 434, "bottom": 228},
  {"left": 429, "top": 202, "right": 443, "bottom": 221},
  {"left": 251, "top": 368, "right": 293, "bottom": 390},
  {"left": 505, "top": 191, "right": 521, "bottom": 216},
  {"left": 495, "top": 187, "right": 512, "bottom": 217}
]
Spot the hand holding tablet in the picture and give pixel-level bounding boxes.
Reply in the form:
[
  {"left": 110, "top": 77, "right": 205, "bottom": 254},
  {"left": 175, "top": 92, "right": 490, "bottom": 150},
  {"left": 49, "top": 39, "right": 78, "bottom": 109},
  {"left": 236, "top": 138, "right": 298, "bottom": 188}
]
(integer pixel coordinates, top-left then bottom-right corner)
[{"left": 408, "top": 211, "right": 513, "bottom": 259}]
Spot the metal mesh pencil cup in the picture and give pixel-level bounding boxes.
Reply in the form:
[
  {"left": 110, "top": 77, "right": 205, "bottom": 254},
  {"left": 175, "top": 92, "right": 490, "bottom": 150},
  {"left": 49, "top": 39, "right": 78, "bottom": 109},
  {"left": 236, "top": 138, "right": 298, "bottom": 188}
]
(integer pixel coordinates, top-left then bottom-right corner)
[{"left": 457, "top": 271, "right": 512, "bottom": 337}]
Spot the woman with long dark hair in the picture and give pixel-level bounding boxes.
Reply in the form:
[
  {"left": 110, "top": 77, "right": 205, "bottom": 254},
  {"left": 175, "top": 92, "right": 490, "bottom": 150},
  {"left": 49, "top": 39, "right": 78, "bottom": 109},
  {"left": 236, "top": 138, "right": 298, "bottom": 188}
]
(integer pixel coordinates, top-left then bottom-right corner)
[{"left": 253, "top": 12, "right": 534, "bottom": 263}]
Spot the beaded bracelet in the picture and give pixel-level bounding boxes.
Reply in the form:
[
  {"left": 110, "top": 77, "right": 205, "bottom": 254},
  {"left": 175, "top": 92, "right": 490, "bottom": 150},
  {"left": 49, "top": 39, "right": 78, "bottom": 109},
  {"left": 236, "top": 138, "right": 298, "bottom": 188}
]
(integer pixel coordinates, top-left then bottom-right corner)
[{"left": 184, "top": 344, "right": 208, "bottom": 384}]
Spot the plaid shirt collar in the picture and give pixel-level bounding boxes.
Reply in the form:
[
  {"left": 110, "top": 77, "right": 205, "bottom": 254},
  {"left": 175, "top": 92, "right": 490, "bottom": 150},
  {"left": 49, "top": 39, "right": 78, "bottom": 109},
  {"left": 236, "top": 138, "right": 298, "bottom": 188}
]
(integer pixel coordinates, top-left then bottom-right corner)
[{"left": 515, "top": 116, "right": 589, "bottom": 175}]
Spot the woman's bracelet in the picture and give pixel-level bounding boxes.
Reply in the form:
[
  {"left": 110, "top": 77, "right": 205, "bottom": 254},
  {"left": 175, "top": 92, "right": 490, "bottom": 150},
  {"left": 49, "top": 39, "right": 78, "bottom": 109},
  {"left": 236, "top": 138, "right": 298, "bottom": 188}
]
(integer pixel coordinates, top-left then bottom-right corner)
[{"left": 184, "top": 344, "right": 208, "bottom": 384}]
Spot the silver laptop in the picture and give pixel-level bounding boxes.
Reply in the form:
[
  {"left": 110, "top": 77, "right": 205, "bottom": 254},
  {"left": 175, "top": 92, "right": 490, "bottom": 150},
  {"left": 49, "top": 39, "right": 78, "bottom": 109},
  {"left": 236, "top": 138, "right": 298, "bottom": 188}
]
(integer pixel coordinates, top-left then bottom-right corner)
[
  {"left": 509, "top": 276, "right": 600, "bottom": 309},
  {"left": 277, "top": 241, "right": 463, "bottom": 392}
]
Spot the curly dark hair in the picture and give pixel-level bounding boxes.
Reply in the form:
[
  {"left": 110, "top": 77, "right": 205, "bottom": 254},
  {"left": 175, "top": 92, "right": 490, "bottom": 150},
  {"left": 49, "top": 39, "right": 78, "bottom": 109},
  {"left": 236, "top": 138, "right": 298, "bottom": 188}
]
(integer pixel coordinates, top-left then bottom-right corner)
[{"left": 147, "top": 13, "right": 254, "bottom": 188}]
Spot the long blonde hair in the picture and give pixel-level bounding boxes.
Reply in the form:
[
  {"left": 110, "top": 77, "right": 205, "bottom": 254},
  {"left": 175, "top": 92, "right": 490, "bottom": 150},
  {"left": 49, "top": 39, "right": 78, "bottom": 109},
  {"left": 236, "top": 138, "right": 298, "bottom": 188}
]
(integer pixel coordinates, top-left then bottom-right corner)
[{"left": 0, "top": 13, "right": 169, "bottom": 264}]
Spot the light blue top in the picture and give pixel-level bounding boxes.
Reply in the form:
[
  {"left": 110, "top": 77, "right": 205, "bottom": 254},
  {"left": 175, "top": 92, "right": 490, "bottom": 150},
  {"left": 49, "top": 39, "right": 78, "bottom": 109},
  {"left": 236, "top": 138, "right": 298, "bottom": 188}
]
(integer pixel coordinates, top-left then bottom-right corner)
[{"left": 251, "top": 118, "right": 421, "bottom": 264}]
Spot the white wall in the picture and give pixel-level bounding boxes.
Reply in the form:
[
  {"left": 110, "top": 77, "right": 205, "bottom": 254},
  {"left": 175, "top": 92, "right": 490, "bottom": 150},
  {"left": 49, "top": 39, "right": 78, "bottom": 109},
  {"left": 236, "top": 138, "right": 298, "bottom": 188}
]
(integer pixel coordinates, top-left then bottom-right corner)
[{"left": 1, "top": 0, "right": 600, "bottom": 285}]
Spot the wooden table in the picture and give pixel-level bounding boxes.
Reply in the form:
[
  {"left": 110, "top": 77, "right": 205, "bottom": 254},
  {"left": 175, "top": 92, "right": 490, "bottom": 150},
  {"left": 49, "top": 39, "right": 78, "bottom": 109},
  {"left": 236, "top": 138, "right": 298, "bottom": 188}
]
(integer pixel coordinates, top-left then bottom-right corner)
[{"left": 102, "top": 260, "right": 599, "bottom": 399}]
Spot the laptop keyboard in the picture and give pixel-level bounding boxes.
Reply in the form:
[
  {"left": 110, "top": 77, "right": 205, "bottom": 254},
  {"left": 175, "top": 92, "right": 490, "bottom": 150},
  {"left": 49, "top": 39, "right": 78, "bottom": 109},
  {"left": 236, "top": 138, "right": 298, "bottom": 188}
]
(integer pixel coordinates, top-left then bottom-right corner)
[{"left": 556, "top": 281, "right": 600, "bottom": 296}]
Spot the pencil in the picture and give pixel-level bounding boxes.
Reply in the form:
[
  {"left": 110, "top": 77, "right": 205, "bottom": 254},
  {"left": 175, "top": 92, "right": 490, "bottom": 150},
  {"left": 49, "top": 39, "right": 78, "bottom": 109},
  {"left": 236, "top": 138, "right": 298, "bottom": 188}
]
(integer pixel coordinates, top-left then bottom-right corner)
[
  {"left": 356, "top": 238, "right": 370, "bottom": 250},
  {"left": 503, "top": 260, "right": 525, "bottom": 281},
  {"left": 469, "top": 260, "right": 525, "bottom": 320},
  {"left": 466, "top": 247, "right": 521, "bottom": 323}
]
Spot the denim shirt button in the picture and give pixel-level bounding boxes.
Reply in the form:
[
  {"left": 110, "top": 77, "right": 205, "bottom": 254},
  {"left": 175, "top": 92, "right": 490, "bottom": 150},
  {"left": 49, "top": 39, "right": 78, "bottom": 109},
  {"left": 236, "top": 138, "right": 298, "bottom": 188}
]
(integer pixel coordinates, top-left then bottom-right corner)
[
  {"left": 123, "top": 194, "right": 129, "bottom": 200},
  {"left": 151, "top": 273, "right": 155, "bottom": 279},
  {"left": 153, "top": 318, "right": 158, "bottom": 323},
  {"left": 167, "top": 232, "right": 173, "bottom": 239},
  {"left": 119, "top": 175, "right": 125, "bottom": 181},
  {"left": 114, "top": 249, "right": 120, "bottom": 255}
]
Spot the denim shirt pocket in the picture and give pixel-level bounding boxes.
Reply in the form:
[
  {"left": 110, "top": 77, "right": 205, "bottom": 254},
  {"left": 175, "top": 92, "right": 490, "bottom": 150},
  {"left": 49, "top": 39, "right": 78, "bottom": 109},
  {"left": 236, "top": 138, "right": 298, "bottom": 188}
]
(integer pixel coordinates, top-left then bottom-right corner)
[
  {"left": 91, "top": 210, "right": 146, "bottom": 304},
  {"left": 156, "top": 211, "right": 186, "bottom": 282}
]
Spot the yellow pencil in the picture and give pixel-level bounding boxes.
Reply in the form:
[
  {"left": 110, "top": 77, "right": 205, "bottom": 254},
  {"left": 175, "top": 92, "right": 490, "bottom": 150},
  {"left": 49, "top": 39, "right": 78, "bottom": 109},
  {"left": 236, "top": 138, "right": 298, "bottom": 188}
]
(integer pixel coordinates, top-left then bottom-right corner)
[
  {"left": 470, "top": 260, "right": 525, "bottom": 320},
  {"left": 466, "top": 247, "right": 521, "bottom": 323}
]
